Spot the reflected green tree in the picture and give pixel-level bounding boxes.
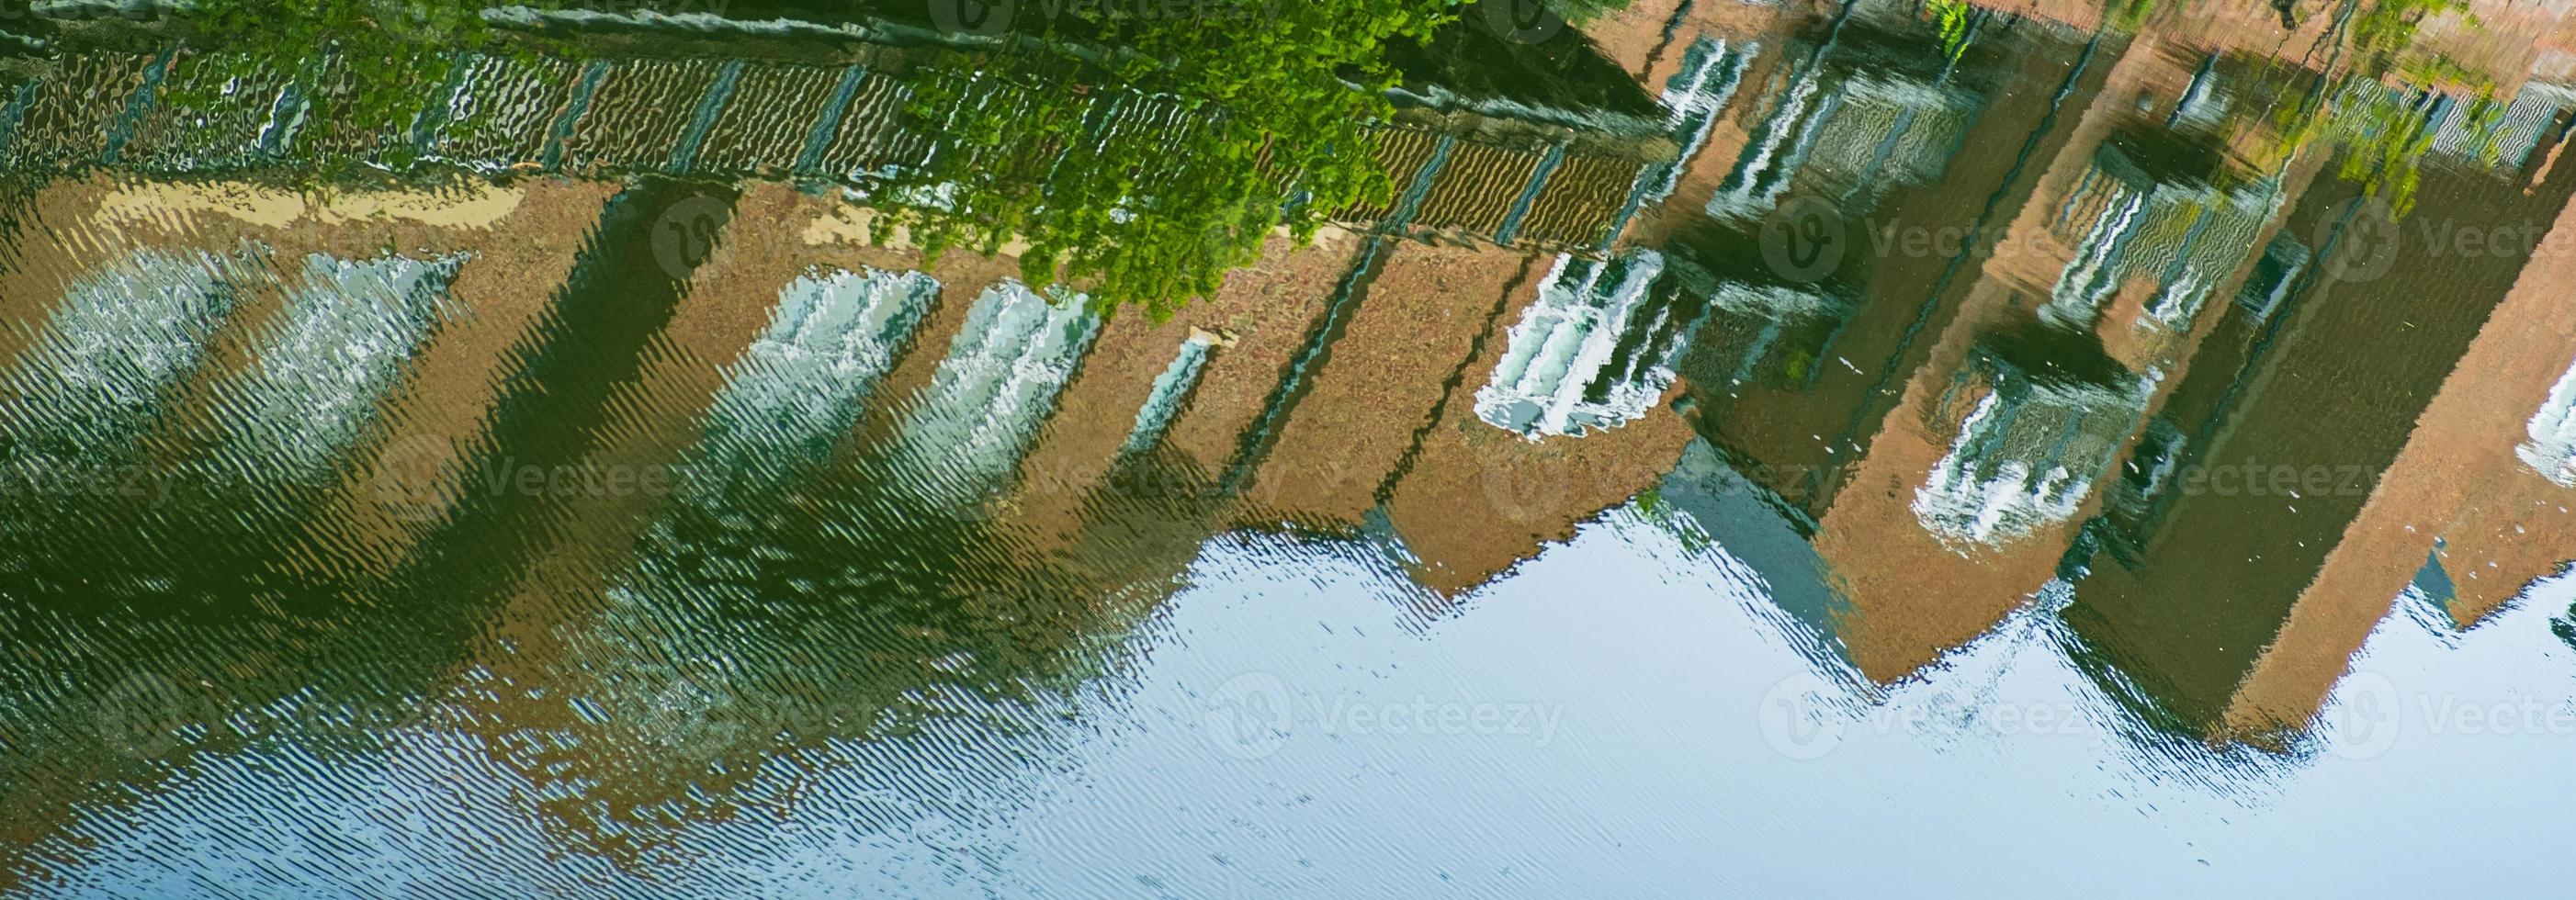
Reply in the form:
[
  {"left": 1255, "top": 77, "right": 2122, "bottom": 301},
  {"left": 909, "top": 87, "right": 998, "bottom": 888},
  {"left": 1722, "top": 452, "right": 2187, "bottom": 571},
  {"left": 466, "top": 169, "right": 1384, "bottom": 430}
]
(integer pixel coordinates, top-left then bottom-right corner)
[
  {"left": 2074, "top": 0, "right": 2491, "bottom": 210},
  {"left": 159, "top": 0, "right": 1622, "bottom": 314},
  {"left": 875, "top": 0, "right": 1459, "bottom": 318},
  {"left": 173, "top": 0, "right": 526, "bottom": 175},
  {"left": 1927, "top": 0, "right": 1973, "bottom": 62},
  {"left": 2186, "top": 0, "right": 2499, "bottom": 216}
]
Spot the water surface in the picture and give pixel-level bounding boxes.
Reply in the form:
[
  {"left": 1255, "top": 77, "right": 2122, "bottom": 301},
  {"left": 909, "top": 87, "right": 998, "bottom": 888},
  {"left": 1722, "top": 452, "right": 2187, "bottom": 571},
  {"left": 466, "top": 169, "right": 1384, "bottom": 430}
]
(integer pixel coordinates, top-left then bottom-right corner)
[{"left": 6, "top": 0, "right": 2576, "bottom": 895}]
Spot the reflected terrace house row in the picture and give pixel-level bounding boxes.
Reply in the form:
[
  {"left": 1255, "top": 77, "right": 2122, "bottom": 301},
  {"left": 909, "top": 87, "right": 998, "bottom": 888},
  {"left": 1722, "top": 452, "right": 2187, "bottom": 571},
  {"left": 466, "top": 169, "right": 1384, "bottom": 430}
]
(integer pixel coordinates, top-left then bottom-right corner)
[
  {"left": 1639, "top": 6, "right": 2111, "bottom": 675},
  {"left": 1669, "top": 3, "right": 2107, "bottom": 526},
  {"left": 17, "top": 33, "right": 1711, "bottom": 849},
  {"left": 0, "top": 174, "right": 608, "bottom": 876},
  {"left": 406, "top": 181, "right": 1104, "bottom": 861},
  {"left": 0, "top": 6, "right": 1678, "bottom": 591},
  {"left": 2058, "top": 64, "right": 2576, "bottom": 739},
  {"left": 407, "top": 182, "right": 1361, "bottom": 861},
  {"left": 1824, "top": 37, "right": 2421, "bottom": 689},
  {"left": 1767, "top": 36, "right": 2317, "bottom": 682},
  {"left": 0, "top": 174, "right": 611, "bottom": 578},
  {"left": 1802, "top": 37, "right": 2287, "bottom": 683}
]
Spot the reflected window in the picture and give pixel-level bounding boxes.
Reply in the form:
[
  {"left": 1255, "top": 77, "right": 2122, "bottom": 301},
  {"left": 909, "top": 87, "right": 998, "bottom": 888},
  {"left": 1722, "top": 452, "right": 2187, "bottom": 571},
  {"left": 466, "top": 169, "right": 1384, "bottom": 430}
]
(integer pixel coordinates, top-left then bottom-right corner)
[
  {"left": 1122, "top": 331, "right": 1217, "bottom": 457},
  {"left": 2, "top": 248, "right": 249, "bottom": 459},
  {"left": 1476, "top": 250, "right": 1702, "bottom": 438},
  {"left": 2232, "top": 233, "right": 2310, "bottom": 324},
  {"left": 2517, "top": 355, "right": 2576, "bottom": 488},
  {"left": 1636, "top": 37, "right": 1753, "bottom": 204},
  {"left": 1706, "top": 10, "right": 1980, "bottom": 223},
  {"left": 697, "top": 266, "right": 941, "bottom": 482},
  {"left": 220, "top": 253, "right": 465, "bottom": 477},
  {"left": 1914, "top": 343, "right": 2151, "bottom": 545},
  {"left": 2042, "top": 145, "right": 2276, "bottom": 332},
  {"left": 2426, "top": 82, "right": 2576, "bottom": 171},
  {"left": 892, "top": 280, "right": 1100, "bottom": 501}
]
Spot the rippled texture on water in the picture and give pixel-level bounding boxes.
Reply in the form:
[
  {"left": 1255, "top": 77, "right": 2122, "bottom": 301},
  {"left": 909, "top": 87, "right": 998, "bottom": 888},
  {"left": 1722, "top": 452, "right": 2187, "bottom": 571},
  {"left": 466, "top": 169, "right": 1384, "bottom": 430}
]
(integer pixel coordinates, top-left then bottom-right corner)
[{"left": 8, "top": 0, "right": 2576, "bottom": 895}]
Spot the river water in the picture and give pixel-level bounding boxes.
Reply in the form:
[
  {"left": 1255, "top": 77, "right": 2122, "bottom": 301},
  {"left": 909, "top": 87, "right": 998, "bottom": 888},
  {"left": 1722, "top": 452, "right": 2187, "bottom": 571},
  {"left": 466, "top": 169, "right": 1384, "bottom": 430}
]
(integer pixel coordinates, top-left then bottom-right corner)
[{"left": 5, "top": 0, "right": 2576, "bottom": 896}]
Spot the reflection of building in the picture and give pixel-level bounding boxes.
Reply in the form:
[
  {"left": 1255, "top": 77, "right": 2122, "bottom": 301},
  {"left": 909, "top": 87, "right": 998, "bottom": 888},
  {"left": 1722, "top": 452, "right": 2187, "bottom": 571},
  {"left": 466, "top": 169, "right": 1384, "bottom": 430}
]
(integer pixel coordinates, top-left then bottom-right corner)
[
  {"left": 1675, "top": 10, "right": 2106, "bottom": 525},
  {"left": 2063, "top": 120, "right": 2576, "bottom": 738},
  {"left": 378, "top": 176, "right": 1711, "bottom": 860},
  {"left": 21, "top": 8, "right": 2576, "bottom": 880},
  {"left": 0, "top": 173, "right": 618, "bottom": 883},
  {"left": 1690, "top": 33, "right": 2310, "bottom": 683},
  {"left": 0, "top": 130, "right": 1865, "bottom": 882}
]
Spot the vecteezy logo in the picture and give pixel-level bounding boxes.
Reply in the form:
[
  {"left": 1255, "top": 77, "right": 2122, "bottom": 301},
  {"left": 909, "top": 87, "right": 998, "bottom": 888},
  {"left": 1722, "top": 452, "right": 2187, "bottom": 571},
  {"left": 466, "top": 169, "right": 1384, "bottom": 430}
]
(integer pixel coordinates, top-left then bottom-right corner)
[
  {"left": 631, "top": 676, "right": 743, "bottom": 760},
  {"left": 1203, "top": 672, "right": 1294, "bottom": 759},
  {"left": 371, "top": 435, "right": 453, "bottom": 524},
  {"left": 944, "top": 489, "right": 1007, "bottom": 523},
  {"left": 930, "top": 0, "right": 1017, "bottom": 37},
  {"left": 2316, "top": 196, "right": 2400, "bottom": 284},
  {"left": 1480, "top": 458, "right": 1572, "bottom": 526},
  {"left": 651, "top": 195, "right": 731, "bottom": 279},
  {"left": 1758, "top": 196, "right": 1847, "bottom": 284},
  {"left": 97, "top": 672, "right": 198, "bottom": 760},
  {"left": 2326, "top": 669, "right": 2402, "bottom": 760},
  {"left": 1757, "top": 672, "right": 1846, "bottom": 760},
  {"left": 1480, "top": 0, "right": 1567, "bottom": 43},
  {"left": 373, "top": 0, "right": 471, "bottom": 44}
]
